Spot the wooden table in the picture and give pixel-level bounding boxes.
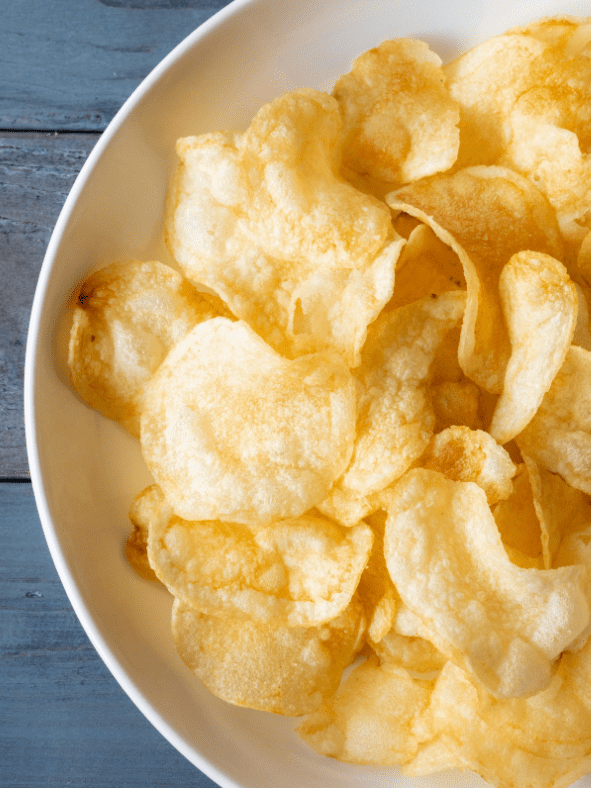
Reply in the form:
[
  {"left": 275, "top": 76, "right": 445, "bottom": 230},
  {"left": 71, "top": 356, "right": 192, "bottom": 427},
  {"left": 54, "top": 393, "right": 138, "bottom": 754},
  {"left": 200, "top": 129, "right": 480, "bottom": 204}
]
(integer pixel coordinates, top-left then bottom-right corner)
[{"left": 1, "top": 2, "right": 231, "bottom": 785}]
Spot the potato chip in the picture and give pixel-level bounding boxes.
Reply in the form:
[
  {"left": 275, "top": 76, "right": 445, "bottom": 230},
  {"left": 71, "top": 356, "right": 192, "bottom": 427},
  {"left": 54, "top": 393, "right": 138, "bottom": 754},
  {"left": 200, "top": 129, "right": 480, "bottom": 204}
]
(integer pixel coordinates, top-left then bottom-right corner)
[
  {"left": 125, "top": 484, "right": 162, "bottom": 582},
  {"left": 524, "top": 454, "right": 591, "bottom": 570},
  {"left": 517, "top": 346, "right": 591, "bottom": 495},
  {"left": 172, "top": 596, "right": 365, "bottom": 716},
  {"left": 421, "top": 425, "right": 516, "bottom": 504},
  {"left": 424, "top": 660, "right": 591, "bottom": 788},
  {"left": 490, "top": 251, "right": 576, "bottom": 445},
  {"left": 446, "top": 21, "right": 591, "bottom": 256},
  {"left": 492, "top": 464, "right": 544, "bottom": 566},
  {"left": 385, "top": 223, "right": 465, "bottom": 311},
  {"left": 355, "top": 510, "right": 397, "bottom": 642},
  {"left": 141, "top": 318, "right": 356, "bottom": 523},
  {"left": 555, "top": 524, "right": 591, "bottom": 652},
  {"left": 68, "top": 259, "right": 225, "bottom": 436},
  {"left": 572, "top": 283, "right": 591, "bottom": 351},
  {"left": 139, "top": 484, "right": 373, "bottom": 626},
  {"left": 319, "top": 291, "right": 465, "bottom": 527},
  {"left": 388, "top": 166, "right": 563, "bottom": 393},
  {"left": 165, "top": 89, "right": 405, "bottom": 366},
  {"left": 371, "top": 628, "right": 446, "bottom": 674},
  {"left": 383, "top": 468, "right": 589, "bottom": 698},
  {"left": 297, "top": 655, "right": 432, "bottom": 765},
  {"left": 333, "top": 39, "right": 459, "bottom": 186},
  {"left": 401, "top": 738, "right": 458, "bottom": 777}
]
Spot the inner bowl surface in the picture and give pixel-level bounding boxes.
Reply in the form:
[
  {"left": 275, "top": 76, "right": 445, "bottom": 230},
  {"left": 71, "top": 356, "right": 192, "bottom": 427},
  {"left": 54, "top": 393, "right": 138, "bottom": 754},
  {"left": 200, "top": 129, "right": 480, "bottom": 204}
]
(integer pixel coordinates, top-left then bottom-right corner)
[{"left": 25, "top": 0, "right": 591, "bottom": 786}]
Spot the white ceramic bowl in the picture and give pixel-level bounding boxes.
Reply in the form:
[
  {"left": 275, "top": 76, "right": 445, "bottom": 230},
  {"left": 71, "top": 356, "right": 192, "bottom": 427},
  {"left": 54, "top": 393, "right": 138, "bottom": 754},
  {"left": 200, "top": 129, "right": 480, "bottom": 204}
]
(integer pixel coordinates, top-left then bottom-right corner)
[{"left": 25, "top": 1, "right": 591, "bottom": 786}]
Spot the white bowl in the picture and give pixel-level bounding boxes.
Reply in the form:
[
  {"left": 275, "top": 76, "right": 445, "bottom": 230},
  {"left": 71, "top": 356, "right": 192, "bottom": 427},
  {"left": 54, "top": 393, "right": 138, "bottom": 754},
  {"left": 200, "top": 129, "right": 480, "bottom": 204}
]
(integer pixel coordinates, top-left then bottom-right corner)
[{"left": 24, "top": 1, "right": 591, "bottom": 786}]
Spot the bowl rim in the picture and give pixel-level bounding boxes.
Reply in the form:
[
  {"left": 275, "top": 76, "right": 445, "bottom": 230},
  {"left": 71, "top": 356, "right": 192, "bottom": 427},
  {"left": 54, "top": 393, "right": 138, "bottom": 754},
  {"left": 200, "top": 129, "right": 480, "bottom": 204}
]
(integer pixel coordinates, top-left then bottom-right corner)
[{"left": 23, "top": 1, "right": 260, "bottom": 785}]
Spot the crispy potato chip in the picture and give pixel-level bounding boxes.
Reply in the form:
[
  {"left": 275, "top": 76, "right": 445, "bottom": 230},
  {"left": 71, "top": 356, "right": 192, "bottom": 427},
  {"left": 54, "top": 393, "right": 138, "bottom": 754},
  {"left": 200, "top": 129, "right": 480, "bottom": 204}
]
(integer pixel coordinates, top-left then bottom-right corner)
[
  {"left": 517, "top": 346, "right": 591, "bottom": 495},
  {"left": 140, "top": 485, "right": 373, "bottom": 626},
  {"left": 401, "top": 738, "right": 458, "bottom": 777},
  {"left": 446, "top": 21, "right": 591, "bottom": 256},
  {"left": 421, "top": 425, "right": 516, "bottom": 504},
  {"left": 425, "top": 660, "right": 591, "bottom": 788},
  {"left": 319, "top": 291, "right": 465, "bottom": 527},
  {"left": 68, "top": 260, "right": 224, "bottom": 437},
  {"left": 333, "top": 39, "right": 459, "bottom": 186},
  {"left": 125, "top": 484, "right": 161, "bottom": 582},
  {"left": 492, "top": 464, "right": 544, "bottom": 565},
  {"left": 297, "top": 655, "right": 432, "bottom": 765},
  {"left": 165, "top": 89, "right": 404, "bottom": 366},
  {"left": 431, "top": 380, "right": 481, "bottom": 432},
  {"left": 141, "top": 318, "right": 356, "bottom": 523},
  {"left": 172, "top": 596, "right": 365, "bottom": 716},
  {"left": 355, "top": 510, "right": 397, "bottom": 642},
  {"left": 371, "top": 628, "right": 446, "bottom": 674},
  {"left": 490, "top": 251, "right": 577, "bottom": 445},
  {"left": 524, "top": 453, "right": 591, "bottom": 570},
  {"left": 555, "top": 524, "right": 591, "bottom": 651},
  {"left": 386, "top": 223, "right": 465, "bottom": 311},
  {"left": 572, "top": 282, "right": 591, "bottom": 351},
  {"left": 383, "top": 468, "right": 589, "bottom": 698},
  {"left": 388, "top": 166, "right": 564, "bottom": 393}
]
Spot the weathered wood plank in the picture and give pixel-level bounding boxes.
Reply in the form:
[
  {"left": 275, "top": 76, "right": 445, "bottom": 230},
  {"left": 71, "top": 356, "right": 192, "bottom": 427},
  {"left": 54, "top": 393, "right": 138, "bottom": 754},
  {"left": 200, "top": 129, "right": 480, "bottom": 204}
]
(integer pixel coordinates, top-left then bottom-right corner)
[
  {"left": 0, "top": 482, "right": 218, "bottom": 787},
  {"left": 2, "top": 0, "right": 231, "bottom": 131},
  {"left": 0, "top": 132, "right": 99, "bottom": 478}
]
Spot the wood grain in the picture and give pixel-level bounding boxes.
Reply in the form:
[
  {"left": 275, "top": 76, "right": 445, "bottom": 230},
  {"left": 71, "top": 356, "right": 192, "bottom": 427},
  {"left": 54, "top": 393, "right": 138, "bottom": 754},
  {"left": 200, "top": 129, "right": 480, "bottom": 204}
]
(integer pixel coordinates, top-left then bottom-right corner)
[
  {"left": 0, "top": 132, "right": 99, "bottom": 479},
  {"left": 2, "top": 0, "right": 230, "bottom": 131},
  {"left": 0, "top": 482, "right": 218, "bottom": 787}
]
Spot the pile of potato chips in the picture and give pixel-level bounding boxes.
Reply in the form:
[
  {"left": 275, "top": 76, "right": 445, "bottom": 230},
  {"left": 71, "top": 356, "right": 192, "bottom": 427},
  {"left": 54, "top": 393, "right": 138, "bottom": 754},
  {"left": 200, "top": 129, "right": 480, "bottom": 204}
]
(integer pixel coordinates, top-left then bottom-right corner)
[{"left": 69, "top": 16, "right": 591, "bottom": 788}]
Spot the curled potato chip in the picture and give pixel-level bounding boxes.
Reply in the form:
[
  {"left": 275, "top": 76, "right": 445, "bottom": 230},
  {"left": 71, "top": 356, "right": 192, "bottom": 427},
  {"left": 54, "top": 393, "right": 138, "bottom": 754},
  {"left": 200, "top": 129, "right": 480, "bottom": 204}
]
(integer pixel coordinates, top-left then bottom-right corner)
[
  {"left": 355, "top": 510, "right": 397, "bottom": 642},
  {"left": 140, "top": 485, "right": 373, "bottom": 626},
  {"left": 517, "top": 346, "right": 591, "bottom": 495},
  {"left": 386, "top": 223, "right": 466, "bottom": 311},
  {"left": 297, "top": 655, "right": 432, "bottom": 765},
  {"left": 388, "top": 166, "right": 564, "bottom": 393},
  {"left": 492, "top": 464, "right": 544, "bottom": 566},
  {"left": 68, "top": 260, "right": 224, "bottom": 436},
  {"left": 421, "top": 425, "right": 516, "bottom": 505},
  {"left": 319, "top": 291, "right": 466, "bottom": 527},
  {"left": 446, "top": 21, "right": 591, "bottom": 256},
  {"left": 490, "top": 251, "right": 576, "bottom": 445},
  {"left": 333, "top": 39, "right": 459, "bottom": 186},
  {"left": 524, "top": 454, "right": 591, "bottom": 570},
  {"left": 172, "top": 597, "right": 365, "bottom": 716},
  {"left": 165, "top": 89, "right": 404, "bottom": 366},
  {"left": 425, "top": 659, "right": 591, "bottom": 788},
  {"left": 383, "top": 468, "right": 589, "bottom": 698},
  {"left": 141, "top": 318, "right": 356, "bottom": 523},
  {"left": 125, "top": 484, "right": 162, "bottom": 582}
]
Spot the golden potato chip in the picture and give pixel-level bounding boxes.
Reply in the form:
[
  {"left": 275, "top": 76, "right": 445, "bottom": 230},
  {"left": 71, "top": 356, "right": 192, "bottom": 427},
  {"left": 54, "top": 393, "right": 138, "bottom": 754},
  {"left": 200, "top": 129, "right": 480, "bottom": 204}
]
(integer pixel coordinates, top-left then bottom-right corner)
[
  {"left": 383, "top": 468, "right": 589, "bottom": 698},
  {"left": 371, "top": 629, "right": 446, "bottom": 675},
  {"left": 421, "top": 425, "right": 516, "bottom": 504},
  {"left": 517, "top": 346, "right": 591, "bottom": 495},
  {"left": 172, "top": 597, "right": 365, "bottom": 716},
  {"left": 141, "top": 485, "right": 373, "bottom": 626},
  {"left": 424, "top": 660, "right": 591, "bottom": 788},
  {"left": 492, "top": 464, "right": 544, "bottom": 565},
  {"left": 333, "top": 39, "right": 459, "bottom": 186},
  {"left": 431, "top": 380, "right": 481, "bottom": 432},
  {"left": 401, "top": 738, "right": 458, "bottom": 777},
  {"left": 165, "top": 89, "right": 405, "bottom": 366},
  {"left": 297, "top": 655, "right": 432, "bottom": 765},
  {"left": 446, "top": 21, "right": 591, "bottom": 256},
  {"left": 125, "top": 484, "right": 162, "bottom": 582},
  {"left": 355, "top": 510, "right": 397, "bottom": 642},
  {"left": 68, "top": 259, "right": 224, "bottom": 437},
  {"left": 572, "top": 282, "right": 591, "bottom": 351},
  {"left": 319, "top": 291, "right": 465, "bottom": 527},
  {"left": 386, "top": 223, "right": 466, "bottom": 311},
  {"left": 388, "top": 165, "right": 564, "bottom": 393},
  {"left": 489, "top": 251, "right": 576, "bottom": 445},
  {"left": 524, "top": 454, "right": 591, "bottom": 570},
  {"left": 141, "top": 318, "right": 356, "bottom": 523},
  {"left": 555, "top": 524, "right": 591, "bottom": 651}
]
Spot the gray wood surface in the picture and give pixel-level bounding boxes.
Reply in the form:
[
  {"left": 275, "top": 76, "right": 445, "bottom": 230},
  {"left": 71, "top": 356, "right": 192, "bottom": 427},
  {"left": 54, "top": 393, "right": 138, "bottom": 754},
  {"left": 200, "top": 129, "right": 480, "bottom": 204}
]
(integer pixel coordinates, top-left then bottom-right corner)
[
  {"left": 3, "top": 0, "right": 231, "bottom": 131},
  {"left": 0, "top": 132, "right": 99, "bottom": 478},
  {"left": 0, "top": 482, "right": 218, "bottom": 787}
]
